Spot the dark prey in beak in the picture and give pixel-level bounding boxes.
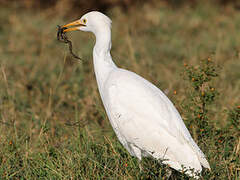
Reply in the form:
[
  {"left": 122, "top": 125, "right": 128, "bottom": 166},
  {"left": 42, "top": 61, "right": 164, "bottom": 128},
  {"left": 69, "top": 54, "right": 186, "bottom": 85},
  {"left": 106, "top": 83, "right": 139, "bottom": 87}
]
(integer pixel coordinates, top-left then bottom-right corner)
[{"left": 57, "top": 25, "right": 83, "bottom": 62}]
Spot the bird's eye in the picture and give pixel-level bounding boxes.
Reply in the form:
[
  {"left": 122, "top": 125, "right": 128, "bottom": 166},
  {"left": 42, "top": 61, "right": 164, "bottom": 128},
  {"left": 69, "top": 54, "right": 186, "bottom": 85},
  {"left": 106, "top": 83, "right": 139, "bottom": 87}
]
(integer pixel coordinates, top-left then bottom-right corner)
[{"left": 83, "top": 19, "right": 87, "bottom": 24}]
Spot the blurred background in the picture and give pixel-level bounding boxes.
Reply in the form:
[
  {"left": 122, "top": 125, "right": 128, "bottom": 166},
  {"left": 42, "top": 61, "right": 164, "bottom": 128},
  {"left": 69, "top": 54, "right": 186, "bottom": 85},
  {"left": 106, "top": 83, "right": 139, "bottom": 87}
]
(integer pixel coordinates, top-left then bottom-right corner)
[
  {"left": 1, "top": 0, "right": 240, "bottom": 12},
  {"left": 0, "top": 0, "right": 239, "bottom": 179}
]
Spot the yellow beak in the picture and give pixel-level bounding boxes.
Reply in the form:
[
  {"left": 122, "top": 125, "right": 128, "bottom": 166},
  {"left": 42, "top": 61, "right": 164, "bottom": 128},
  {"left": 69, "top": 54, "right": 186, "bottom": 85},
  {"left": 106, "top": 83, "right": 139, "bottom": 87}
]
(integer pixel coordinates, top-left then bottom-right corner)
[{"left": 62, "top": 20, "right": 86, "bottom": 32}]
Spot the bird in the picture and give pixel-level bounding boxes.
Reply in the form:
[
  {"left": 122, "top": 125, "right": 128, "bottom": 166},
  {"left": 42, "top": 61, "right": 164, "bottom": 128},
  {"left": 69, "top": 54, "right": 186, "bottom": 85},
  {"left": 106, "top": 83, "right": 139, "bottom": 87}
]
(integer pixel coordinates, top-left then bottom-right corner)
[{"left": 61, "top": 11, "right": 210, "bottom": 178}]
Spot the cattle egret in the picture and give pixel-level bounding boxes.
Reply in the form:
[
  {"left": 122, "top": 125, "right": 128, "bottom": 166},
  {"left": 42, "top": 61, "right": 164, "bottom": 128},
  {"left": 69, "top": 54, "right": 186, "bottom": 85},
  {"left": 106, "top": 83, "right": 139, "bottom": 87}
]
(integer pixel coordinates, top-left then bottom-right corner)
[{"left": 62, "top": 11, "right": 210, "bottom": 178}]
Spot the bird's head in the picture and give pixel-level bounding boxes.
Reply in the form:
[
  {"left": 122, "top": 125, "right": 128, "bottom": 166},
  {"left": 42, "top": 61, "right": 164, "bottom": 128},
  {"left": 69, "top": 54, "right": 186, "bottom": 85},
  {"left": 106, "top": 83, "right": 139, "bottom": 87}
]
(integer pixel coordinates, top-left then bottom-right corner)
[{"left": 62, "top": 11, "right": 112, "bottom": 35}]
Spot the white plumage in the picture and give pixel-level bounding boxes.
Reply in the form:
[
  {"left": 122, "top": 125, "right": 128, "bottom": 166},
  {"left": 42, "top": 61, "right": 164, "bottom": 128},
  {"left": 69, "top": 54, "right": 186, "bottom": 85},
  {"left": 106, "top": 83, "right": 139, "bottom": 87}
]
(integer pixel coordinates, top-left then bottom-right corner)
[{"left": 62, "top": 11, "right": 210, "bottom": 178}]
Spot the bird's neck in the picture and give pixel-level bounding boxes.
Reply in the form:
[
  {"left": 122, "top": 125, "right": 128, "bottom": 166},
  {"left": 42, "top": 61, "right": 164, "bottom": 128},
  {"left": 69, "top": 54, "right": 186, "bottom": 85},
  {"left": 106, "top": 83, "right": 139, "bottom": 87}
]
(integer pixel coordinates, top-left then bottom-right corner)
[
  {"left": 93, "top": 28, "right": 117, "bottom": 91},
  {"left": 94, "top": 28, "right": 114, "bottom": 60}
]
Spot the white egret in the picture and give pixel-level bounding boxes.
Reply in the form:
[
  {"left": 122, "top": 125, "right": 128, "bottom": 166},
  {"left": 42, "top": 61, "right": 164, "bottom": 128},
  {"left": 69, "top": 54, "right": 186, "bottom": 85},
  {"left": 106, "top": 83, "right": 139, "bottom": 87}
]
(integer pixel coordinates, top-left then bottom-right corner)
[{"left": 62, "top": 11, "right": 210, "bottom": 178}]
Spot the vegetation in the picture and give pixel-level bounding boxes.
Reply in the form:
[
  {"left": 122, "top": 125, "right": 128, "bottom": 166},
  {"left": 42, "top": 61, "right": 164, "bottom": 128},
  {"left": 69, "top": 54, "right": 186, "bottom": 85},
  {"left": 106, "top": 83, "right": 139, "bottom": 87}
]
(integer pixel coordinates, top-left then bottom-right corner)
[{"left": 0, "top": 1, "right": 239, "bottom": 179}]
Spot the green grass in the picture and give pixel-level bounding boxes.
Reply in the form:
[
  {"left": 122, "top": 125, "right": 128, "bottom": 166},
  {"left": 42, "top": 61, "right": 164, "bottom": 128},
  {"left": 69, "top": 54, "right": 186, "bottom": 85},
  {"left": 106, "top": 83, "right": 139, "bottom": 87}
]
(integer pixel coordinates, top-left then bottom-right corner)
[{"left": 0, "top": 2, "right": 239, "bottom": 179}]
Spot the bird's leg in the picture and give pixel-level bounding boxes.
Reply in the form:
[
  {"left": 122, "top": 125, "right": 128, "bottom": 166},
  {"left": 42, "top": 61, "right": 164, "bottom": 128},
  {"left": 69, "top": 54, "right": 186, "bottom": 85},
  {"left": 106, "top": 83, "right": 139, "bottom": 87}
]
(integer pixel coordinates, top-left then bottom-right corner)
[
  {"left": 165, "top": 168, "right": 172, "bottom": 180},
  {"left": 130, "top": 145, "right": 143, "bottom": 171},
  {"left": 138, "top": 159, "right": 143, "bottom": 171}
]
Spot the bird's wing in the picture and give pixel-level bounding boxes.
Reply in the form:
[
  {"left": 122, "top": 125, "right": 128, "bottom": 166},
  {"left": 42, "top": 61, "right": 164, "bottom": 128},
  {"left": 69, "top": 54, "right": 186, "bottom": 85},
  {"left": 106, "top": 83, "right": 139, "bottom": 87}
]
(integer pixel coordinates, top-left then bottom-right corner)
[{"left": 104, "top": 69, "right": 209, "bottom": 171}]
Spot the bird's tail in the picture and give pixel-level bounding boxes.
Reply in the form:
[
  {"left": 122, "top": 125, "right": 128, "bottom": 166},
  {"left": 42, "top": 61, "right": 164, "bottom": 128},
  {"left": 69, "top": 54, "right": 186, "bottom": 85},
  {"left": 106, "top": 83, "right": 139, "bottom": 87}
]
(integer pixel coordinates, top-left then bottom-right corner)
[
  {"left": 190, "top": 140, "right": 211, "bottom": 170},
  {"left": 199, "top": 156, "right": 211, "bottom": 170}
]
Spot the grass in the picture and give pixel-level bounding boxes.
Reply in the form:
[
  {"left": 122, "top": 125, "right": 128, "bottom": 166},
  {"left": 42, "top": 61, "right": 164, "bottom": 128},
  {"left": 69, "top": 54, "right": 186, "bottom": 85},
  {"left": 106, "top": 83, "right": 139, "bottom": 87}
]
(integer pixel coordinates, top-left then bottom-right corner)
[{"left": 0, "top": 1, "right": 239, "bottom": 179}]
